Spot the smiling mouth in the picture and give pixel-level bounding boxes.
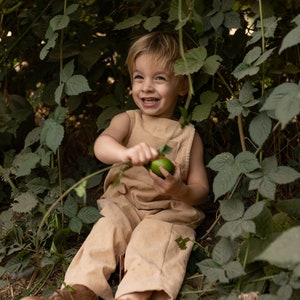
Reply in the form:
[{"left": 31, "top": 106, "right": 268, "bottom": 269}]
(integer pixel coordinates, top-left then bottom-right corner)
[{"left": 142, "top": 97, "right": 159, "bottom": 103}]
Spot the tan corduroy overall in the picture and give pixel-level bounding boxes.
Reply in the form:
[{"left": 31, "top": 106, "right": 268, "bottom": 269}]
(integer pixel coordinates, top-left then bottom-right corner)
[{"left": 64, "top": 110, "right": 205, "bottom": 299}]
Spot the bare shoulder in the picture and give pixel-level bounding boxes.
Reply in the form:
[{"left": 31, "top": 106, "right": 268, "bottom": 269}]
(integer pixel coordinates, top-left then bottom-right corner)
[{"left": 101, "top": 111, "right": 131, "bottom": 141}]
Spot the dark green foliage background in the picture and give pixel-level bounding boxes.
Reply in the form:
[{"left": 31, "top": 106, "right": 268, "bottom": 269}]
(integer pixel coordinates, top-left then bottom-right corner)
[{"left": 0, "top": 0, "right": 300, "bottom": 299}]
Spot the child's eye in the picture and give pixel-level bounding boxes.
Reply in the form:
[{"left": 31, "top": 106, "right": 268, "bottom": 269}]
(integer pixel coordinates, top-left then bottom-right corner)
[
  {"left": 133, "top": 74, "right": 143, "bottom": 80},
  {"left": 156, "top": 76, "right": 166, "bottom": 81}
]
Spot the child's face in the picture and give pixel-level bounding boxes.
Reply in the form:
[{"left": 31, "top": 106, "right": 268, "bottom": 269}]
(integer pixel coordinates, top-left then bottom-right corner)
[{"left": 131, "top": 53, "right": 186, "bottom": 119}]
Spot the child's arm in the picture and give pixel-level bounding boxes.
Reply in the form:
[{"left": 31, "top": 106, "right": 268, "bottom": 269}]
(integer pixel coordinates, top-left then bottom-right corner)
[
  {"left": 149, "top": 132, "right": 209, "bottom": 206},
  {"left": 94, "top": 112, "right": 158, "bottom": 165}
]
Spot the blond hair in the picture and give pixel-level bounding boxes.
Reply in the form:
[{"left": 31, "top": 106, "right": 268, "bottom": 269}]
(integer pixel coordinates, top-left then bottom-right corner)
[{"left": 126, "top": 32, "right": 182, "bottom": 79}]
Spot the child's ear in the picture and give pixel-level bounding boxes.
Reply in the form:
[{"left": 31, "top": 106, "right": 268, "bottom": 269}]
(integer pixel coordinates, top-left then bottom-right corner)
[{"left": 178, "top": 76, "right": 189, "bottom": 96}]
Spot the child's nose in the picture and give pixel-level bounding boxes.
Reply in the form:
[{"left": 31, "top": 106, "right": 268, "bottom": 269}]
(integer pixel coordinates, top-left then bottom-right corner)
[{"left": 142, "top": 79, "right": 154, "bottom": 92}]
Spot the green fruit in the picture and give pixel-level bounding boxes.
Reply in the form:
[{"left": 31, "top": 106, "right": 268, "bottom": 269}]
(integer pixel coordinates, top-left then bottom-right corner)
[{"left": 145, "top": 157, "right": 175, "bottom": 178}]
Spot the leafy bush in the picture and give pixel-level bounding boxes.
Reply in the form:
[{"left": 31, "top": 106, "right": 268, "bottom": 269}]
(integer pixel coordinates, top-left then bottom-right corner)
[{"left": 0, "top": 0, "right": 300, "bottom": 299}]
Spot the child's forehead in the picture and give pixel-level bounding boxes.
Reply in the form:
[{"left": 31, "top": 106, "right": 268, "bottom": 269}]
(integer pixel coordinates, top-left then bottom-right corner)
[{"left": 134, "top": 52, "right": 173, "bottom": 70}]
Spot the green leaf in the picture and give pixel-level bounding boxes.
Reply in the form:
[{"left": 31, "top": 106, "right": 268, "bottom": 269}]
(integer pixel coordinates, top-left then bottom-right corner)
[
  {"left": 217, "top": 219, "right": 243, "bottom": 240},
  {"left": 24, "top": 127, "right": 42, "bottom": 148},
  {"left": 26, "top": 177, "right": 49, "bottom": 194},
  {"left": 50, "top": 14, "right": 70, "bottom": 31},
  {"left": 75, "top": 180, "right": 87, "bottom": 198},
  {"left": 235, "top": 151, "right": 260, "bottom": 173},
  {"left": 65, "top": 75, "right": 91, "bottom": 96},
  {"left": 224, "top": 11, "right": 241, "bottom": 29},
  {"left": 78, "top": 206, "right": 101, "bottom": 224},
  {"left": 63, "top": 196, "right": 78, "bottom": 218},
  {"left": 60, "top": 60, "right": 74, "bottom": 83},
  {"left": 232, "top": 63, "right": 259, "bottom": 80},
  {"left": 65, "top": 4, "right": 79, "bottom": 15},
  {"left": 158, "top": 144, "right": 172, "bottom": 155},
  {"left": 69, "top": 216, "right": 82, "bottom": 234},
  {"left": 202, "top": 55, "right": 222, "bottom": 75},
  {"left": 40, "top": 119, "right": 64, "bottom": 153},
  {"left": 40, "top": 29, "right": 58, "bottom": 60},
  {"left": 55, "top": 83, "right": 64, "bottom": 105},
  {"left": 269, "top": 166, "right": 300, "bottom": 184},
  {"left": 212, "top": 238, "right": 236, "bottom": 265},
  {"left": 244, "top": 47, "right": 261, "bottom": 65},
  {"left": 238, "top": 80, "right": 255, "bottom": 104},
  {"left": 114, "top": 15, "right": 146, "bottom": 30},
  {"left": 249, "top": 176, "right": 276, "bottom": 200},
  {"left": 143, "top": 16, "right": 161, "bottom": 31},
  {"left": 11, "top": 192, "right": 38, "bottom": 213},
  {"left": 252, "top": 205, "right": 274, "bottom": 238},
  {"left": 212, "top": 164, "right": 240, "bottom": 200},
  {"left": 174, "top": 47, "right": 207, "bottom": 75},
  {"left": 244, "top": 201, "right": 266, "bottom": 221},
  {"left": 279, "top": 17, "right": 300, "bottom": 54},
  {"left": 54, "top": 106, "right": 68, "bottom": 124},
  {"left": 12, "top": 151, "right": 40, "bottom": 177},
  {"left": 277, "top": 199, "right": 300, "bottom": 219},
  {"left": 207, "top": 152, "right": 234, "bottom": 172},
  {"left": 256, "top": 226, "right": 300, "bottom": 270},
  {"left": 192, "top": 104, "right": 211, "bottom": 122},
  {"left": 210, "top": 11, "right": 224, "bottom": 31},
  {"left": 249, "top": 112, "right": 272, "bottom": 147},
  {"left": 241, "top": 220, "right": 256, "bottom": 234},
  {"left": 226, "top": 99, "right": 243, "bottom": 118},
  {"left": 253, "top": 48, "right": 275, "bottom": 67},
  {"left": 0, "top": 209, "right": 14, "bottom": 231},
  {"left": 224, "top": 261, "right": 245, "bottom": 279},
  {"left": 219, "top": 198, "right": 244, "bottom": 221},
  {"left": 260, "top": 82, "right": 300, "bottom": 129},
  {"left": 197, "top": 258, "right": 228, "bottom": 283},
  {"left": 168, "top": 0, "right": 187, "bottom": 22}
]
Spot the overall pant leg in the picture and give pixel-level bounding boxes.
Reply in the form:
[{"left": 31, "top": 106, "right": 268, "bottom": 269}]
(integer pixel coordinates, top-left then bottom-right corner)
[
  {"left": 64, "top": 200, "right": 141, "bottom": 299},
  {"left": 115, "top": 218, "right": 196, "bottom": 300}
]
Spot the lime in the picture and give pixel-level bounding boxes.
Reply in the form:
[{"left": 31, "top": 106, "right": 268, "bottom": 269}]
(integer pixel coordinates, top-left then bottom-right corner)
[{"left": 145, "top": 157, "right": 175, "bottom": 178}]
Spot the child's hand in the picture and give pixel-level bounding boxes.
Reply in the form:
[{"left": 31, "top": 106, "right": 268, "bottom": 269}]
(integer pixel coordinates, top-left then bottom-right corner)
[
  {"left": 149, "top": 162, "right": 187, "bottom": 198},
  {"left": 122, "top": 142, "right": 158, "bottom": 166}
]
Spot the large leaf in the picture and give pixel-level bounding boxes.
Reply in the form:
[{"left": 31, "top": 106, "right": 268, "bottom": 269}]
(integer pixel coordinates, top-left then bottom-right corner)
[
  {"left": 279, "top": 15, "right": 300, "bottom": 54},
  {"left": 260, "top": 82, "right": 300, "bottom": 129},
  {"left": 40, "top": 119, "right": 64, "bottom": 153},
  {"left": 249, "top": 112, "right": 272, "bottom": 147},
  {"left": 269, "top": 166, "right": 300, "bottom": 184},
  {"left": 231, "top": 63, "right": 259, "bottom": 80},
  {"left": 197, "top": 259, "right": 228, "bottom": 283},
  {"left": 11, "top": 192, "right": 38, "bottom": 213},
  {"left": 24, "top": 127, "right": 42, "bottom": 148},
  {"left": 50, "top": 14, "right": 70, "bottom": 31},
  {"left": 207, "top": 152, "right": 234, "bottom": 172},
  {"left": 212, "top": 238, "right": 236, "bottom": 265},
  {"left": 65, "top": 75, "right": 91, "bottom": 96},
  {"left": 192, "top": 91, "right": 218, "bottom": 122},
  {"left": 202, "top": 55, "right": 222, "bottom": 75},
  {"left": 219, "top": 198, "right": 244, "bottom": 221},
  {"left": 26, "top": 177, "right": 49, "bottom": 195},
  {"left": 174, "top": 47, "right": 207, "bottom": 75},
  {"left": 235, "top": 151, "right": 260, "bottom": 173},
  {"left": 223, "top": 261, "right": 245, "bottom": 279},
  {"left": 212, "top": 164, "right": 240, "bottom": 200},
  {"left": 256, "top": 226, "right": 300, "bottom": 271},
  {"left": 12, "top": 150, "right": 40, "bottom": 177},
  {"left": 60, "top": 60, "right": 74, "bottom": 83},
  {"left": 78, "top": 207, "right": 101, "bottom": 224},
  {"left": 277, "top": 199, "right": 300, "bottom": 219},
  {"left": 143, "top": 16, "right": 161, "bottom": 31},
  {"left": 63, "top": 196, "right": 78, "bottom": 218},
  {"left": 54, "top": 106, "right": 68, "bottom": 124},
  {"left": 114, "top": 15, "right": 146, "bottom": 30}
]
